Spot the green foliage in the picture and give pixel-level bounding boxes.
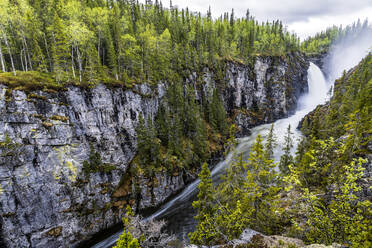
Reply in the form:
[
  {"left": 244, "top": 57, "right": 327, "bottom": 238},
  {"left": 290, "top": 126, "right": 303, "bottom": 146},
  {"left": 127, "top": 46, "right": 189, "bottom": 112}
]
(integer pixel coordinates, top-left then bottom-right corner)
[
  {"left": 209, "top": 89, "right": 228, "bottom": 136},
  {"left": 189, "top": 163, "right": 217, "bottom": 245},
  {"left": 114, "top": 206, "right": 141, "bottom": 248},
  {"left": 264, "top": 123, "right": 277, "bottom": 160},
  {"left": 0, "top": 71, "right": 63, "bottom": 92},
  {"left": 287, "top": 143, "right": 371, "bottom": 247},
  {"left": 114, "top": 230, "right": 141, "bottom": 248},
  {"left": 135, "top": 79, "right": 227, "bottom": 178},
  {"left": 136, "top": 114, "right": 161, "bottom": 176},
  {"left": 82, "top": 144, "right": 116, "bottom": 174},
  {"left": 300, "top": 54, "right": 372, "bottom": 156},
  {"left": 279, "top": 124, "right": 294, "bottom": 175},
  {"left": 283, "top": 53, "right": 372, "bottom": 247},
  {"left": 0, "top": 0, "right": 301, "bottom": 86},
  {"left": 224, "top": 124, "right": 238, "bottom": 156},
  {"left": 293, "top": 137, "right": 348, "bottom": 189},
  {"left": 189, "top": 135, "right": 283, "bottom": 245},
  {"left": 243, "top": 134, "right": 282, "bottom": 234}
]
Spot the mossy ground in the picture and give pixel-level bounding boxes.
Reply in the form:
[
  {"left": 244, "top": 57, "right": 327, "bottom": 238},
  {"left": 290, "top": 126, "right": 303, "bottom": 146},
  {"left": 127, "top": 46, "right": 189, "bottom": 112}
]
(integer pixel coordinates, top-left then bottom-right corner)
[{"left": 0, "top": 71, "right": 135, "bottom": 93}]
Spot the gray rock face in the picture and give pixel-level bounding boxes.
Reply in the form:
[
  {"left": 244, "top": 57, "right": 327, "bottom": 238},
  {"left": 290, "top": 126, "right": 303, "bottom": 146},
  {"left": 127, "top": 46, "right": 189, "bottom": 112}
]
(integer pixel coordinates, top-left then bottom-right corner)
[
  {"left": 0, "top": 53, "right": 309, "bottom": 247},
  {"left": 307, "top": 52, "right": 327, "bottom": 70},
  {"left": 223, "top": 53, "right": 308, "bottom": 135}
]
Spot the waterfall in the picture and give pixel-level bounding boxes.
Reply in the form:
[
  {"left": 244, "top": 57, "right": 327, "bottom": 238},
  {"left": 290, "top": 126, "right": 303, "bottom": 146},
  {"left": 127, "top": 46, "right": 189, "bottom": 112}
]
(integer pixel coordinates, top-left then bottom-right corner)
[{"left": 91, "top": 63, "right": 328, "bottom": 248}]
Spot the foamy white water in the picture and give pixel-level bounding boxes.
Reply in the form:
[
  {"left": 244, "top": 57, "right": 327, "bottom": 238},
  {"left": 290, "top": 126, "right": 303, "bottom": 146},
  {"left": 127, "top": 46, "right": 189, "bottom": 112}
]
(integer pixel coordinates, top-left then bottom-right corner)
[{"left": 91, "top": 62, "right": 328, "bottom": 248}]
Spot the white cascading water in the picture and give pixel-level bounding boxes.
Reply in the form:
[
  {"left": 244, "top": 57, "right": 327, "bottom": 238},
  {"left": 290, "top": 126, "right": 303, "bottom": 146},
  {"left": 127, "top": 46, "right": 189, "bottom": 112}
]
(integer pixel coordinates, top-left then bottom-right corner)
[{"left": 92, "top": 62, "right": 328, "bottom": 248}]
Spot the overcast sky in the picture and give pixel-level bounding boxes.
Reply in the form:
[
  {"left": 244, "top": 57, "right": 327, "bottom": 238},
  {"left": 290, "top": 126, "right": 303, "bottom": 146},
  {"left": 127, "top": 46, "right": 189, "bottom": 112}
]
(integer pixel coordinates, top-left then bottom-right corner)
[{"left": 163, "top": 0, "right": 372, "bottom": 39}]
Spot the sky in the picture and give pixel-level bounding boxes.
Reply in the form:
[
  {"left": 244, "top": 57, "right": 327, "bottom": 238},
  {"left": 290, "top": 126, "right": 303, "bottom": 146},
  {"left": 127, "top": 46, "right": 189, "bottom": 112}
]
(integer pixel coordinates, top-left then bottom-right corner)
[{"left": 163, "top": 0, "right": 372, "bottom": 39}]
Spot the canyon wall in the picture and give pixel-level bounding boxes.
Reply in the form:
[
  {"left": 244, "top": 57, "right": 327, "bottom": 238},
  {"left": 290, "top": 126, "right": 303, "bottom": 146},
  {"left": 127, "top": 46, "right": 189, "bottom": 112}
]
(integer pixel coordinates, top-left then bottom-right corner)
[{"left": 0, "top": 53, "right": 308, "bottom": 247}]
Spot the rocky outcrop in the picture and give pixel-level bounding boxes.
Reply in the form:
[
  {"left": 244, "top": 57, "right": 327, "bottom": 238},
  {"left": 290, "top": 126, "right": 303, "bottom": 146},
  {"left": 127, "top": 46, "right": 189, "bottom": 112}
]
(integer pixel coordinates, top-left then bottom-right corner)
[
  {"left": 186, "top": 228, "right": 342, "bottom": 248},
  {"left": 0, "top": 53, "right": 309, "bottom": 247},
  {"left": 306, "top": 52, "right": 327, "bottom": 70},
  {"left": 223, "top": 53, "right": 308, "bottom": 135}
]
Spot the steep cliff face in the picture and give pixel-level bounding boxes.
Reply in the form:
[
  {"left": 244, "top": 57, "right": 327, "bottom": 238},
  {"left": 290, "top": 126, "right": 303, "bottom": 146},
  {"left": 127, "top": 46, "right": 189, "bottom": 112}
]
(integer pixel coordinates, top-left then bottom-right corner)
[
  {"left": 0, "top": 53, "right": 309, "bottom": 247},
  {"left": 223, "top": 54, "right": 308, "bottom": 135}
]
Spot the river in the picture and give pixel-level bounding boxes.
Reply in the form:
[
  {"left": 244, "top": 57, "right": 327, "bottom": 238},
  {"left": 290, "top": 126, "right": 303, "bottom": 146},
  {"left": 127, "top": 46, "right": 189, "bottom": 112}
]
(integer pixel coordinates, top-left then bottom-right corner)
[{"left": 91, "top": 62, "right": 329, "bottom": 248}]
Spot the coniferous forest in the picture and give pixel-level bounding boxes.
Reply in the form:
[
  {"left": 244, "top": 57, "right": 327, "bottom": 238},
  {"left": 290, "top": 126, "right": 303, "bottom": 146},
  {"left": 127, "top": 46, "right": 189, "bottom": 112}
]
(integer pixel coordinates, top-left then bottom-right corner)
[
  {"left": 0, "top": 1, "right": 371, "bottom": 248},
  {"left": 0, "top": 0, "right": 299, "bottom": 85}
]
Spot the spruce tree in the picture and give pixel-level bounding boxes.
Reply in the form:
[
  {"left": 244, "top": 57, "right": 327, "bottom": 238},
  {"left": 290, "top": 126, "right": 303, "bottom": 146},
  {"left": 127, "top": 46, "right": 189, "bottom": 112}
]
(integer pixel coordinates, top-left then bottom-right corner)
[
  {"left": 136, "top": 114, "right": 161, "bottom": 175},
  {"left": 155, "top": 104, "right": 170, "bottom": 146},
  {"left": 193, "top": 116, "right": 208, "bottom": 163},
  {"left": 243, "top": 134, "right": 281, "bottom": 234},
  {"left": 218, "top": 154, "right": 247, "bottom": 205},
  {"left": 189, "top": 162, "right": 216, "bottom": 245},
  {"left": 279, "top": 124, "right": 294, "bottom": 175},
  {"left": 264, "top": 123, "right": 277, "bottom": 160},
  {"left": 51, "top": 13, "right": 70, "bottom": 83},
  {"left": 104, "top": 25, "right": 118, "bottom": 79},
  {"left": 209, "top": 89, "right": 227, "bottom": 135}
]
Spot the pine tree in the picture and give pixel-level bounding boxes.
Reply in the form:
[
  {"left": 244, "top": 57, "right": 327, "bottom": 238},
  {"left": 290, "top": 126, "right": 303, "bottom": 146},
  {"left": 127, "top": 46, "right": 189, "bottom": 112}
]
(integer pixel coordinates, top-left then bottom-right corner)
[
  {"left": 136, "top": 114, "right": 161, "bottom": 175},
  {"left": 264, "top": 123, "right": 277, "bottom": 160},
  {"left": 243, "top": 134, "right": 282, "bottom": 234},
  {"left": 51, "top": 13, "right": 70, "bottom": 83},
  {"left": 218, "top": 154, "right": 247, "bottom": 205},
  {"left": 303, "top": 157, "right": 371, "bottom": 247},
  {"left": 155, "top": 104, "right": 170, "bottom": 146},
  {"left": 189, "top": 162, "right": 217, "bottom": 245},
  {"left": 193, "top": 115, "right": 208, "bottom": 163},
  {"left": 84, "top": 42, "right": 101, "bottom": 84},
  {"left": 279, "top": 124, "right": 294, "bottom": 175},
  {"left": 209, "top": 89, "right": 227, "bottom": 135},
  {"left": 104, "top": 25, "right": 118, "bottom": 79},
  {"left": 287, "top": 142, "right": 371, "bottom": 247}
]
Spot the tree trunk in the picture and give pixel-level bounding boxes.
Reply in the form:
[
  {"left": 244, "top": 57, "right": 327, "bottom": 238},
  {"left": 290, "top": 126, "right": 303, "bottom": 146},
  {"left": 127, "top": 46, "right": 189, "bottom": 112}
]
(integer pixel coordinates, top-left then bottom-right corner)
[
  {"left": 97, "top": 34, "right": 101, "bottom": 60},
  {"left": 22, "top": 43, "right": 28, "bottom": 71},
  {"left": 43, "top": 33, "right": 52, "bottom": 71},
  {"left": 20, "top": 49, "right": 25, "bottom": 71},
  {"left": 117, "top": 47, "right": 121, "bottom": 79},
  {"left": 71, "top": 46, "right": 76, "bottom": 78},
  {"left": 3, "top": 33, "right": 16, "bottom": 75},
  {"left": 76, "top": 47, "right": 82, "bottom": 82},
  {"left": 23, "top": 35, "right": 33, "bottom": 71},
  {"left": 0, "top": 40, "right": 6, "bottom": 72}
]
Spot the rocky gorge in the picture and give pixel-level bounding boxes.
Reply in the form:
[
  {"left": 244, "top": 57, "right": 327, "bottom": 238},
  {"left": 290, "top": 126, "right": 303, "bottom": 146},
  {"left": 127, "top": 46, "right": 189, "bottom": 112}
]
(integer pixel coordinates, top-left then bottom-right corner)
[{"left": 0, "top": 52, "right": 309, "bottom": 248}]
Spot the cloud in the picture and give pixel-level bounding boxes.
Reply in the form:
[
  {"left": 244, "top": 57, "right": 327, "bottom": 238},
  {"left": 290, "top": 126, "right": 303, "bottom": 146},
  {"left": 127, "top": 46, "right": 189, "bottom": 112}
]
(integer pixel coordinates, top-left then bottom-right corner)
[
  {"left": 245, "top": 0, "right": 372, "bottom": 22},
  {"left": 169, "top": 0, "right": 372, "bottom": 22},
  {"left": 288, "top": 7, "right": 372, "bottom": 39},
  {"left": 144, "top": 0, "right": 372, "bottom": 38}
]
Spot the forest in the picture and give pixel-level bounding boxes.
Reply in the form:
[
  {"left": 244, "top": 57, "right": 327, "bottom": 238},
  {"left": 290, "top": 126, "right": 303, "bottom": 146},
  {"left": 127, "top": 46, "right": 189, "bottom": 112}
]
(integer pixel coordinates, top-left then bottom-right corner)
[
  {"left": 113, "top": 17, "right": 372, "bottom": 248},
  {"left": 0, "top": 0, "right": 303, "bottom": 183},
  {"left": 0, "top": 0, "right": 305, "bottom": 183},
  {"left": 186, "top": 55, "right": 372, "bottom": 247},
  {"left": 116, "top": 54, "right": 372, "bottom": 248},
  {"left": 0, "top": 1, "right": 370, "bottom": 248},
  {"left": 0, "top": 0, "right": 300, "bottom": 87}
]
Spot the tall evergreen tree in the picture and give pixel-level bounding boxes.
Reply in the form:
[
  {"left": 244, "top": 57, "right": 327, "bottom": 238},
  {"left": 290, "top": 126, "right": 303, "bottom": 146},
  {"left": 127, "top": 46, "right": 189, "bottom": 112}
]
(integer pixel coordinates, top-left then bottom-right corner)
[
  {"left": 279, "top": 124, "right": 294, "bottom": 175},
  {"left": 264, "top": 123, "right": 277, "bottom": 160},
  {"left": 189, "top": 162, "right": 216, "bottom": 245},
  {"left": 51, "top": 13, "right": 70, "bottom": 83},
  {"left": 244, "top": 134, "right": 281, "bottom": 234}
]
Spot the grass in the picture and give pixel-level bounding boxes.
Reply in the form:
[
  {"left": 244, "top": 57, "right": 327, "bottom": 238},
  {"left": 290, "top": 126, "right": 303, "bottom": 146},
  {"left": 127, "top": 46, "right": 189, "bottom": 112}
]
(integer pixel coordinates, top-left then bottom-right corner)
[
  {"left": 0, "top": 71, "right": 137, "bottom": 93},
  {"left": 0, "top": 71, "right": 64, "bottom": 92}
]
